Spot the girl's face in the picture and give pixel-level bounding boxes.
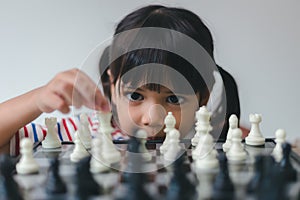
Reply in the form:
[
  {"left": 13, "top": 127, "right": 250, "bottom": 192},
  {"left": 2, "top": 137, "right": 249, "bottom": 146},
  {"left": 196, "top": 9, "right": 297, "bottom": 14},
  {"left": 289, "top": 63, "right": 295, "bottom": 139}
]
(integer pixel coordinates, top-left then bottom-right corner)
[{"left": 110, "top": 78, "right": 200, "bottom": 138}]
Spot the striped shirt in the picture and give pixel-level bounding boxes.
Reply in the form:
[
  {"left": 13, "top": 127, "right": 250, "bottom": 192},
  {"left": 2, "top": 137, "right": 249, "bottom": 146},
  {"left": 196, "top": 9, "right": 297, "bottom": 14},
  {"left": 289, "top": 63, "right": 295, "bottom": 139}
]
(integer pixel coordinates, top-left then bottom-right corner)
[{"left": 10, "top": 113, "right": 128, "bottom": 156}]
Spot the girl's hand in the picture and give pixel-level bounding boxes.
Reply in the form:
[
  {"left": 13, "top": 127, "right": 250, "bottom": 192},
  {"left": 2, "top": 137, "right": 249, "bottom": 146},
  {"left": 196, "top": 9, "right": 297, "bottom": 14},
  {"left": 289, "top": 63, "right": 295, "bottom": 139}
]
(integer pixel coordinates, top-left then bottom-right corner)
[{"left": 35, "top": 68, "right": 109, "bottom": 113}]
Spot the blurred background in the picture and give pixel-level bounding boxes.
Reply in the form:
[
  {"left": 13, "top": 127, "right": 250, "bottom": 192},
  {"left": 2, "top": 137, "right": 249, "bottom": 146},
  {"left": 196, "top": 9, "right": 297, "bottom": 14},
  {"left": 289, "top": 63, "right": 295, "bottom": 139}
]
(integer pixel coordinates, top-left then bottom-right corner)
[{"left": 0, "top": 0, "right": 299, "bottom": 141}]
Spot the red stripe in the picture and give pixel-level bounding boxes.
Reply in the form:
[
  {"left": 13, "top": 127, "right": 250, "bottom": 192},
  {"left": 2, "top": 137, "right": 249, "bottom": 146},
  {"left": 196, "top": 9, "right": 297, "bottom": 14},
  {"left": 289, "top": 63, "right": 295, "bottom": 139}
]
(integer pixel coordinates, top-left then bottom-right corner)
[
  {"left": 24, "top": 126, "right": 29, "bottom": 137},
  {"left": 111, "top": 130, "right": 119, "bottom": 135},
  {"left": 15, "top": 131, "right": 20, "bottom": 156},
  {"left": 87, "top": 117, "right": 93, "bottom": 127},
  {"left": 42, "top": 129, "right": 47, "bottom": 139},
  {"left": 68, "top": 118, "right": 77, "bottom": 131},
  {"left": 62, "top": 119, "right": 72, "bottom": 141}
]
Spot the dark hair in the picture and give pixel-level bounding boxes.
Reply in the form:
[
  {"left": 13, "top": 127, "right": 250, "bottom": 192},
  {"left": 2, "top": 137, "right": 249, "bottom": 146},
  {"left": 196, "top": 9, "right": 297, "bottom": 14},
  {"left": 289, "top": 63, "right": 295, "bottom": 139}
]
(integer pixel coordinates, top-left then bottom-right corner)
[
  {"left": 100, "top": 5, "right": 216, "bottom": 106},
  {"left": 99, "top": 5, "right": 241, "bottom": 140},
  {"left": 114, "top": 5, "right": 214, "bottom": 58}
]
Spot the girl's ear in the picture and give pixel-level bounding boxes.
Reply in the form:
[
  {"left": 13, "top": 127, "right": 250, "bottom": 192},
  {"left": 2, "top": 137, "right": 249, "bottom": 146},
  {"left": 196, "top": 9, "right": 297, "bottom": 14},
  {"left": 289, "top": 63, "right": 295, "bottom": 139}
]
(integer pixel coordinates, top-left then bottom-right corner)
[{"left": 107, "top": 69, "right": 114, "bottom": 83}]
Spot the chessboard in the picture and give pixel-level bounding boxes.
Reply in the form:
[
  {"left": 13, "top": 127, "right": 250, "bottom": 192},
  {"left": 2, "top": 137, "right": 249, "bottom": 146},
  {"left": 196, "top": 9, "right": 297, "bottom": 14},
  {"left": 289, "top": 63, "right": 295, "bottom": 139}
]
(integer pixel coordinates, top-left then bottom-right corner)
[{"left": 6, "top": 139, "right": 300, "bottom": 200}]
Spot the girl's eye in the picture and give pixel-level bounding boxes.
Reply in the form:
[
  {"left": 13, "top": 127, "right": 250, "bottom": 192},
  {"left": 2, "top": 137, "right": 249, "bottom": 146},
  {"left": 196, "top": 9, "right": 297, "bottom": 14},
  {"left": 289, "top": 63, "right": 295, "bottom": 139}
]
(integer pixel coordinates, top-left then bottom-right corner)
[
  {"left": 167, "top": 95, "right": 185, "bottom": 105},
  {"left": 126, "top": 92, "right": 143, "bottom": 101}
]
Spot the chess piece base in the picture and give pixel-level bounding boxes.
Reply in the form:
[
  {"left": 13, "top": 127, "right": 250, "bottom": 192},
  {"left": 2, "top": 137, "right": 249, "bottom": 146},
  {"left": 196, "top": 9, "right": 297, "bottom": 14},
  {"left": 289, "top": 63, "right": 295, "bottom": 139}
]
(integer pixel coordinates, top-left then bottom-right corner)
[{"left": 245, "top": 136, "right": 265, "bottom": 146}]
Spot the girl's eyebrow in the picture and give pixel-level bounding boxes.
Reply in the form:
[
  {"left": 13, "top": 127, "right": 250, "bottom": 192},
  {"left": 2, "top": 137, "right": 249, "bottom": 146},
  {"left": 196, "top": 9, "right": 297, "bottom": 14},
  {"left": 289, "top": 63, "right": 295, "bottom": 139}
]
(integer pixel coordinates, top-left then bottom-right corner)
[
  {"left": 122, "top": 85, "right": 144, "bottom": 92},
  {"left": 122, "top": 84, "right": 187, "bottom": 95}
]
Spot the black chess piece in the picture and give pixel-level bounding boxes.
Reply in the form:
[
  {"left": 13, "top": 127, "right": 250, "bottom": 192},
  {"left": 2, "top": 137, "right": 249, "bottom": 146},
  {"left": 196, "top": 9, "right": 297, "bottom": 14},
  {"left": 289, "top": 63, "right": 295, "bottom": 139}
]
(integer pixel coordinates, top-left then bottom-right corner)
[
  {"left": 122, "top": 135, "right": 143, "bottom": 182},
  {"left": 118, "top": 144, "right": 153, "bottom": 200},
  {"left": 247, "top": 154, "right": 264, "bottom": 194},
  {"left": 45, "top": 157, "right": 67, "bottom": 195},
  {"left": 127, "top": 135, "right": 141, "bottom": 153},
  {"left": 256, "top": 155, "right": 287, "bottom": 200},
  {"left": 212, "top": 152, "right": 234, "bottom": 200},
  {"left": 74, "top": 156, "right": 104, "bottom": 199},
  {"left": 121, "top": 170, "right": 152, "bottom": 200},
  {"left": 279, "top": 142, "right": 297, "bottom": 183},
  {"left": 0, "top": 154, "right": 23, "bottom": 200},
  {"left": 166, "top": 153, "right": 197, "bottom": 200}
]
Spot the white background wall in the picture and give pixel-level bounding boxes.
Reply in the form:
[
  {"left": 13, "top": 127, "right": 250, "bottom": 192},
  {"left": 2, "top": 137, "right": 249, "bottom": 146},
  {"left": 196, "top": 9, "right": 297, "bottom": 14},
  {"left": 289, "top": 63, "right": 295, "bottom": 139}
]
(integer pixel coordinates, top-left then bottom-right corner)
[{"left": 1, "top": 0, "right": 299, "bottom": 141}]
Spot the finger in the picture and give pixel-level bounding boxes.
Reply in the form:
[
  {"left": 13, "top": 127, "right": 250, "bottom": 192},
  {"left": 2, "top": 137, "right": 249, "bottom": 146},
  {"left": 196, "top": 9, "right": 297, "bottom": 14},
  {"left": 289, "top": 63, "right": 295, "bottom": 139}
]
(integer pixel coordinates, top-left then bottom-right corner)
[
  {"left": 94, "top": 89, "right": 110, "bottom": 112},
  {"left": 47, "top": 76, "right": 74, "bottom": 107},
  {"left": 54, "top": 96, "right": 71, "bottom": 113},
  {"left": 37, "top": 90, "right": 70, "bottom": 113},
  {"left": 72, "top": 70, "right": 110, "bottom": 111},
  {"left": 71, "top": 89, "right": 84, "bottom": 109},
  {"left": 48, "top": 68, "right": 109, "bottom": 112}
]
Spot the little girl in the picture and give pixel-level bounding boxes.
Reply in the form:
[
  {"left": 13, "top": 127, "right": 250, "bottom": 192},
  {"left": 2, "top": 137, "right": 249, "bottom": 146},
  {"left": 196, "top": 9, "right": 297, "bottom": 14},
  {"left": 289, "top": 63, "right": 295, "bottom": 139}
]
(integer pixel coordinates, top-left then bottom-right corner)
[{"left": 0, "top": 5, "right": 241, "bottom": 155}]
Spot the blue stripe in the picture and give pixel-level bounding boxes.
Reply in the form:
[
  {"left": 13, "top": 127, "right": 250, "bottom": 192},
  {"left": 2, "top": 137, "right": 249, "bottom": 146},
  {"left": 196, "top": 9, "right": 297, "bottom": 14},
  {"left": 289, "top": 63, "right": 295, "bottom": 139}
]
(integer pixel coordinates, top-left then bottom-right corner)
[
  {"left": 31, "top": 123, "right": 38, "bottom": 142},
  {"left": 57, "top": 123, "right": 63, "bottom": 141}
]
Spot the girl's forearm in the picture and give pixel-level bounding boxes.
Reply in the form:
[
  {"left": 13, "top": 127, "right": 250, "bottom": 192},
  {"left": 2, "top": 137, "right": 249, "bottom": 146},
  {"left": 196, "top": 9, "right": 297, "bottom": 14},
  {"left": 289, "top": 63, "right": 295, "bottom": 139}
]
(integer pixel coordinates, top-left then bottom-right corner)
[{"left": 0, "top": 87, "right": 43, "bottom": 151}]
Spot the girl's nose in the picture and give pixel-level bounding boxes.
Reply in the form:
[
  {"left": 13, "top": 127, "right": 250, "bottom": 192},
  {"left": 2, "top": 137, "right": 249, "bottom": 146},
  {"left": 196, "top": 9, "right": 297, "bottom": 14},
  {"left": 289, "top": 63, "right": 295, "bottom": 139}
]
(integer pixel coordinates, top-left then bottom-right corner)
[{"left": 141, "top": 104, "right": 166, "bottom": 127}]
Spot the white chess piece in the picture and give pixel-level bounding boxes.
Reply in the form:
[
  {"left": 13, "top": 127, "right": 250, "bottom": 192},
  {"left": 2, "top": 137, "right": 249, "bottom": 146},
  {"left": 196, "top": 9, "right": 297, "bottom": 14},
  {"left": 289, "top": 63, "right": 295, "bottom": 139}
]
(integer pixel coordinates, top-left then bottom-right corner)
[
  {"left": 42, "top": 117, "right": 61, "bottom": 149},
  {"left": 194, "top": 134, "right": 218, "bottom": 170},
  {"left": 77, "top": 113, "right": 92, "bottom": 149},
  {"left": 16, "top": 138, "right": 39, "bottom": 174},
  {"left": 97, "top": 112, "right": 121, "bottom": 164},
  {"left": 191, "top": 106, "right": 212, "bottom": 146},
  {"left": 192, "top": 106, "right": 213, "bottom": 159},
  {"left": 136, "top": 129, "right": 152, "bottom": 162},
  {"left": 163, "top": 129, "right": 182, "bottom": 161},
  {"left": 227, "top": 128, "right": 247, "bottom": 162},
  {"left": 245, "top": 114, "right": 265, "bottom": 146},
  {"left": 272, "top": 129, "right": 286, "bottom": 162},
  {"left": 192, "top": 124, "right": 212, "bottom": 160},
  {"left": 195, "top": 172, "right": 215, "bottom": 199},
  {"left": 222, "top": 114, "right": 238, "bottom": 152},
  {"left": 90, "top": 138, "right": 109, "bottom": 173},
  {"left": 70, "top": 131, "right": 89, "bottom": 162},
  {"left": 160, "top": 112, "right": 176, "bottom": 154}
]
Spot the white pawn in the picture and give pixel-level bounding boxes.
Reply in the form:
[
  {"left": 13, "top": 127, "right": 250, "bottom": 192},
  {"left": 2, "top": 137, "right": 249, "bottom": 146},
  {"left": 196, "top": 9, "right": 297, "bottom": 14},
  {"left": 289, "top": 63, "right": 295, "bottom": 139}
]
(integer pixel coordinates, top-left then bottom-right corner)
[
  {"left": 194, "top": 134, "right": 218, "bottom": 170},
  {"left": 77, "top": 113, "right": 92, "bottom": 149},
  {"left": 192, "top": 124, "right": 211, "bottom": 160},
  {"left": 192, "top": 134, "right": 219, "bottom": 170},
  {"left": 97, "top": 112, "right": 114, "bottom": 135},
  {"left": 90, "top": 138, "right": 109, "bottom": 173},
  {"left": 222, "top": 114, "right": 238, "bottom": 152},
  {"left": 272, "top": 129, "right": 286, "bottom": 162},
  {"left": 191, "top": 106, "right": 212, "bottom": 146},
  {"left": 136, "top": 129, "right": 152, "bottom": 162},
  {"left": 16, "top": 138, "right": 39, "bottom": 174},
  {"left": 227, "top": 128, "right": 247, "bottom": 162},
  {"left": 42, "top": 117, "right": 61, "bottom": 149},
  {"left": 97, "top": 112, "right": 121, "bottom": 164},
  {"left": 163, "top": 129, "right": 182, "bottom": 161},
  {"left": 245, "top": 114, "right": 265, "bottom": 146},
  {"left": 160, "top": 112, "right": 176, "bottom": 154},
  {"left": 70, "top": 131, "right": 89, "bottom": 162}
]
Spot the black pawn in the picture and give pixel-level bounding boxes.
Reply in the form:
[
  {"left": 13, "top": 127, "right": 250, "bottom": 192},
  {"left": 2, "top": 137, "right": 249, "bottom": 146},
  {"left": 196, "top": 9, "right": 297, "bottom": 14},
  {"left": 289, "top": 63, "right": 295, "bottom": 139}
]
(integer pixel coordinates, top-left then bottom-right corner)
[
  {"left": 247, "top": 155, "right": 264, "bottom": 194},
  {"left": 212, "top": 152, "right": 234, "bottom": 200},
  {"left": 122, "top": 135, "right": 143, "bottom": 182},
  {"left": 279, "top": 142, "right": 297, "bottom": 183},
  {"left": 75, "top": 156, "right": 104, "bottom": 199},
  {"left": 122, "top": 169, "right": 152, "bottom": 200},
  {"left": 256, "top": 155, "right": 287, "bottom": 200},
  {"left": 45, "top": 157, "right": 67, "bottom": 195},
  {"left": 118, "top": 145, "right": 152, "bottom": 200},
  {"left": 0, "top": 154, "right": 23, "bottom": 200},
  {"left": 166, "top": 153, "right": 197, "bottom": 200},
  {"left": 127, "top": 135, "right": 141, "bottom": 153}
]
